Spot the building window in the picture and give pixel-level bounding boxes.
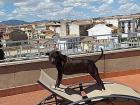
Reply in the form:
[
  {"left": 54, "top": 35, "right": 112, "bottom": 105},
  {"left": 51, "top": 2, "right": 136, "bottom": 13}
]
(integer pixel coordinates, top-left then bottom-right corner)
[
  {"left": 128, "top": 21, "right": 131, "bottom": 26},
  {"left": 122, "top": 22, "right": 124, "bottom": 26},
  {"left": 135, "top": 28, "right": 137, "bottom": 32},
  {"left": 122, "top": 27, "right": 125, "bottom": 33},
  {"left": 128, "top": 27, "right": 131, "bottom": 32}
]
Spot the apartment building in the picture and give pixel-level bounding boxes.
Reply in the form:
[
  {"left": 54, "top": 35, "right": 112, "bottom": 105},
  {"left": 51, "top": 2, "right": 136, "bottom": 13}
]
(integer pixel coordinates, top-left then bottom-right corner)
[
  {"left": 60, "top": 20, "right": 71, "bottom": 36},
  {"left": 104, "top": 18, "right": 119, "bottom": 27},
  {"left": 118, "top": 18, "right": 138, "bottom": 34},
  {"left": 0, "top": 25, "right": 9, "bottom": 40},
  {"left": 46, "top": 22, "right": 60, "bottom": 35},
  {"left": 69, "top": 20, "right": 94, "bottom": 36},
  {"left": 20, "top": 25, "right": 34, "bottom": 40}
]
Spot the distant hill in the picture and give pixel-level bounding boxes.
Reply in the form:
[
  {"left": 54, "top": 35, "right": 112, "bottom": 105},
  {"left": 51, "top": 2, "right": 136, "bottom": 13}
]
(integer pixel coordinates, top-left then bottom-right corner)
[
  {"left": 131, "top": 13, "right": 140, "bottom": 16},
  {"left": 33, "top": 20, "right": 49, "bottom": 23},
  {"left": 0, "top": 20, "right": 29, "bottom": 26}
]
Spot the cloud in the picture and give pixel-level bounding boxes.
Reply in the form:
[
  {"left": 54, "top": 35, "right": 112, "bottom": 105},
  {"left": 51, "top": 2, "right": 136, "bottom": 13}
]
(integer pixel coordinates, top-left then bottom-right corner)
[
  {"left": 11, "top": 0, "right": 29, "bottom": 3},
  {"left": 0, "top": 1, "right": 4, "bottom": 5},
  {"left": 0, "top": 11, "right": 5, "bottom": 16},
  {"left": 118, "top": 2, "right": 140, "bottom": 14},
  {"left": 96, "top": 4, "right": 112, "bottom": 13},
  {"left": 0, "top": 0, "right": 139, "bottom": 21},
  {"left": 11, "top": 0, "right": 75, "bottom": 20},
  {"left": 89, "top": 2, "right": 113, "bottom": 15},
  {"left": 63, "top": 0, "right": 91, "bottom": 7},
  {"left": 118, "top": 0, "right": 133, "bottom": 4},
  {"left": 36, "top": 6, "right": 89, "bottom": 20},
  {"left": 102, "top": 0, "right": 114, "bottom": 4}
]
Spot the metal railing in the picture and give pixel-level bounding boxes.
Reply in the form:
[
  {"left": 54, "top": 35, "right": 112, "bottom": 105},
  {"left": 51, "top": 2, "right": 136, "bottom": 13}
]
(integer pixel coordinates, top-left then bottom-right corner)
[{"left": 1, "top": 35, "right": 140, "bottom": 62}]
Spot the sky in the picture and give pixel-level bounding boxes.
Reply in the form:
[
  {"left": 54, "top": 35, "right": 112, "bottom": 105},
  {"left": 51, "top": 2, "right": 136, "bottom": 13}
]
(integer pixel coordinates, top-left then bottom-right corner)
[{"left": 0, "top": 0, "right": 140, "bottom": 22}]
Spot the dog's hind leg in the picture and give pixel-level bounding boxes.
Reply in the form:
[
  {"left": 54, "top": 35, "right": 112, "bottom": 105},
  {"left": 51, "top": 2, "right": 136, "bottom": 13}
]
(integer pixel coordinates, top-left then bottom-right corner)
[
  {"left": 89, "top": 65, "right": 105, "bottom": 90},
  {"left": 94, "top": 73, "right": 105, "bottom": 90},
  {"left": 90, "top": 72, "right": 105, "bottom": 90}
]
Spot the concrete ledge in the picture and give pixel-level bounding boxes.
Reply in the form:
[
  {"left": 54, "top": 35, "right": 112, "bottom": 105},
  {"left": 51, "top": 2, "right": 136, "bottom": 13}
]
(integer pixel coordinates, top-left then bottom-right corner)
[{"left": 1, "top": 47, "right": 140, "bottom": 67}]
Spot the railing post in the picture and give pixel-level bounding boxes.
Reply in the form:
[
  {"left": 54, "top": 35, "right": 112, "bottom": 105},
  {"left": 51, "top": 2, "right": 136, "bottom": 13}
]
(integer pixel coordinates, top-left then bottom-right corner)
[
  {"left": 19, "top": 45, "right": 22, "bottom": 58},
  {"left": 38, "top": 43, "right": 41, "bottom": 58}
]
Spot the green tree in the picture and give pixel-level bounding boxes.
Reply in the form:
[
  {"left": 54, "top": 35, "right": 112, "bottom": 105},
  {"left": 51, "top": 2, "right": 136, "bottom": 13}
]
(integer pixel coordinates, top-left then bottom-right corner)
[
  {"left": 10, "top": 30, "right": 28, "bottom": 41},
  {"left": 9, "top": 30, "right": 28, "bottom": 46}
]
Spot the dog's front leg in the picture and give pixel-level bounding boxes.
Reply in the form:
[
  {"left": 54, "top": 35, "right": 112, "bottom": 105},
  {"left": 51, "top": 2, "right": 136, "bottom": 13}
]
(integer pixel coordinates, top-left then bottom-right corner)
[{"left": 55, "top": 69, "right": 63, "bottom": 88}]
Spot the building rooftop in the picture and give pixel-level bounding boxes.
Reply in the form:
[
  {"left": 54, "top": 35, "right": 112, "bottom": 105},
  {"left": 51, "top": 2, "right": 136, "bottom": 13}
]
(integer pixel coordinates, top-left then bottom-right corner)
[
  {"left": 0, "top": 73, "right": 139, "bottom": 105},
  {"left": 72, "top": 20, "right": 93, "bottom": 25}
]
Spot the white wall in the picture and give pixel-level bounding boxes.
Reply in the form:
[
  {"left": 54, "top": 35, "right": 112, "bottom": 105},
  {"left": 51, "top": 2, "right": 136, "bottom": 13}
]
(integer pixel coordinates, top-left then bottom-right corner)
[
  {"left": 49, "top": 26, "right": 55, "bottom": 31},
  {"left": 60, "top": 21, "right": 67, "bottom": 36},
  {"left": 20, "top": 28, "right": 25, "bottom": 31},
  {"left": 122, "top": 33, "right": 128, "bottom": 38},
  {"left": 69, "top": 23, "right": 79, "bottom": 36},
  {"left": 49, "top": 26, "right": 60, "bottom": 34},
  {"left": 88, "top": 31, "right": 93, "bottom": 37},
  {"left": 87, "top": 24, "right": 112, "bottom": 37},
  {"left": 96, "top": 35, "right": 111, "bottom": 40},
  {"left": 105, "top": 19, "right": 119, "bottom": 27},
  {"left": 124, "top": 23, "right": 128, "bottom": 33},
  {"left": 138, "top": 33, "right": 140, "bottom": 36},
  {"left": 55, "top": 27, "right": 60, "bottom": 34}
]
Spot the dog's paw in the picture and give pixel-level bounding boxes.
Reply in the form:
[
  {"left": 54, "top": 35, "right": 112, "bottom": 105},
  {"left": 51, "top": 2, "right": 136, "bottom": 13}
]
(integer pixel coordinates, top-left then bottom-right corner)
[{"left": 55, "top": 84, "right": 60, "bottom": 88}]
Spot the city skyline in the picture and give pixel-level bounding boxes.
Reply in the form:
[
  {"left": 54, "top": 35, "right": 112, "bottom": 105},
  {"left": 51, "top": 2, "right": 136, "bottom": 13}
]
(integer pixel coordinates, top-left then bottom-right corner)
[{"left": 0, "top": 0, "right": 140, "bottom": 22}]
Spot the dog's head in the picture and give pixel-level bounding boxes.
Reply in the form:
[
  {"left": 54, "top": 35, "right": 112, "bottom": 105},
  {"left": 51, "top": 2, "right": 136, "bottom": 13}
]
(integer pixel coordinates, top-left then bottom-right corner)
[{"left": 46, "top": 50, "right": 67, "bottom": 65}]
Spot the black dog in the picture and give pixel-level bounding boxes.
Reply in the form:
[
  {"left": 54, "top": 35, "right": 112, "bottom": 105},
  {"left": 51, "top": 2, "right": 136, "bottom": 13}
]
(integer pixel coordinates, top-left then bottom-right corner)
[
  {"left": 46, "top": 49, "right": 105, "bottom": 90},
  {"left": 0, "top": 41, "right": 5, "bottom": 61}
]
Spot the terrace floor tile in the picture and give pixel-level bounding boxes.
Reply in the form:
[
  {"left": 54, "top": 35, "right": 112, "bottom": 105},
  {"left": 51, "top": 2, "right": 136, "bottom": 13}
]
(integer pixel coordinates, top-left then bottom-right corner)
[{"left": 0, "top": 74, "right": 140, "bottom": 105}]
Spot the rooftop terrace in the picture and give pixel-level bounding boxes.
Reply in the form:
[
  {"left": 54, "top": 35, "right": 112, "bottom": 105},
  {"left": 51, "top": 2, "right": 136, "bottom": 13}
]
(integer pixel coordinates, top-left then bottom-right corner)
[{"left": 0, "top": 73, "right": 140, "bottom": 105}]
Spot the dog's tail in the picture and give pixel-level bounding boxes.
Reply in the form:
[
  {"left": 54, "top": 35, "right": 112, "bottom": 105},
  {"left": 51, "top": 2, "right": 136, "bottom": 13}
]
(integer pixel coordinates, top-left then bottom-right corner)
[{"left": 94, "top": 48, "right": 103, "bottom": 63}]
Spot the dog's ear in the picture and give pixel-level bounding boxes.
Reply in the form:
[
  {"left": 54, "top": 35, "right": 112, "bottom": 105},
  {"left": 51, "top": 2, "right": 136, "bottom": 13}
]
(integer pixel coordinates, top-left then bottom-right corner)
[{"left": 46, "top": 52, "right": 50, "bottom": 56}]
